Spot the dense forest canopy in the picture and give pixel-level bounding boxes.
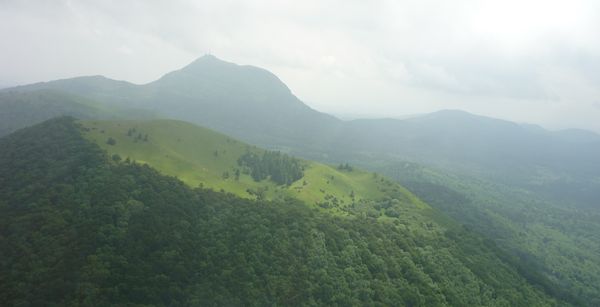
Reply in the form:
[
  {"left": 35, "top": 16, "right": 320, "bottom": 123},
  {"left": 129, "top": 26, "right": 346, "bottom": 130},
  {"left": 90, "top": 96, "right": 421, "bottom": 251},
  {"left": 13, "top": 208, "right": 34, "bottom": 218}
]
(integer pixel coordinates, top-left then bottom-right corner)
[{"left": 0, "top": 117, "right": 576, "bottom": 306}]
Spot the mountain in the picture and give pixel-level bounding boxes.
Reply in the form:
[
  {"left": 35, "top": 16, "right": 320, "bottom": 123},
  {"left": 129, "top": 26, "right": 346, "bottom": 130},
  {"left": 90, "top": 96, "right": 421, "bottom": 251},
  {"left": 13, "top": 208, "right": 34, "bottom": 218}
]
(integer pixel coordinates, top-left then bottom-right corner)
[
  {"left": 8, "top": 75, "right": 139, "bottom": 105},
  {"left": 0, "top": 89, "right": 112, "bottom": 136},
  {"left": 333, "top": 109, "right": 600, "bottom": 207},
  {"left": 4, "top": 55, "right": 341, "bottom": 147},
  {"left": 3, "top": 56, "right": 600, "bottom": 302},
  {"left": 144, "top": 55, "right": 341, "bottom": 147},
  {"left": 0, "top": 87, "right": 157, "bottom": 136},
  {"left": 0, "top": 117, "right": 574, "bottom": 306},
  {"left": 6, "top": 57, "right": 599, "bottom": 206}
]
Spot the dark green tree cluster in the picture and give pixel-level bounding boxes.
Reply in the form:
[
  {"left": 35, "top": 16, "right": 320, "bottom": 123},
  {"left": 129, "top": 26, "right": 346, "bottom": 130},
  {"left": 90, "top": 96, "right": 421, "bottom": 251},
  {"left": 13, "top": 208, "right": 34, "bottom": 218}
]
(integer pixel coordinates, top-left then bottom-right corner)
[
  {"left": 127, "top": 127, "right": 148, "bottom": 142},
  {"left": 337, "top": 162, "right": 353, "bottom": 171},
  {"left": 238, "top": 150, "right": 303, "bottom": 185},
  {"left": 0, "top": 118, "right": 574, "bottom": 306}
]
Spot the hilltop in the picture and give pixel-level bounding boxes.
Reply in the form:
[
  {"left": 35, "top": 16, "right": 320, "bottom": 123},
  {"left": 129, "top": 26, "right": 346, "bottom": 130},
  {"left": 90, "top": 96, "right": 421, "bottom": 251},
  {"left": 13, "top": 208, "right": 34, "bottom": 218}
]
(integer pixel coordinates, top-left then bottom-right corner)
[{"left": 80, "top": 119, "right": 418, "bottom": 213}]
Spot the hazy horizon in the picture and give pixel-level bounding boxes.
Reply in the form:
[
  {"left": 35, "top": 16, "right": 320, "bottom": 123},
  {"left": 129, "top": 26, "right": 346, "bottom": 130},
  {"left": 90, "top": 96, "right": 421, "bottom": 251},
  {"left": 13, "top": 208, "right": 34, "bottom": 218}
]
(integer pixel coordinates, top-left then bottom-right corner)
[
  {"left": 2, "top": 2, "right": 600, "bottom": 305},
  {"left": 2, "top": 0, "right": 600, "bottom": 132}
]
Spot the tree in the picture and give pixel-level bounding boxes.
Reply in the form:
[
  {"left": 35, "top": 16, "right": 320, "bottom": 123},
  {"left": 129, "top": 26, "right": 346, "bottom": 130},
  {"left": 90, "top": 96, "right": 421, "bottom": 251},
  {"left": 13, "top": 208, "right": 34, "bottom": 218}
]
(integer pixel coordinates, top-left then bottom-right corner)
[
  {"left": 237, "top": 150, "right": 304, "bottom": 185},
  {"left": 106, "top": 137, "right": 116, "bottom": 145},
  {"left": 337, "top": 163, "right": 353, "bottom": 172}
]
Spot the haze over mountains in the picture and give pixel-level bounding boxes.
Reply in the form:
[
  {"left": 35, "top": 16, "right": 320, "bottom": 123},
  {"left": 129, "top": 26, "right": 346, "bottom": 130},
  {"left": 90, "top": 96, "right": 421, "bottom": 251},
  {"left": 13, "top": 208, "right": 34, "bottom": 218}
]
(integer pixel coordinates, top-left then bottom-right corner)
[
  {"left": 2, "top": 55, "right": 600, "bottom": 304},
  {"left": 3, "top": 55, "right": 600, "bottom": 206}
]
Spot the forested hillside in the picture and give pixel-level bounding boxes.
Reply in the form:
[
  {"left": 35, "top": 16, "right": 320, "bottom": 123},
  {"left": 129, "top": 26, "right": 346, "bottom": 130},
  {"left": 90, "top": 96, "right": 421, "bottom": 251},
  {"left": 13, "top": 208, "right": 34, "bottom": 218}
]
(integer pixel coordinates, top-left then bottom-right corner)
[
  {"left": 374, "top": 161, "right": 600, "bottom": 304},
  {"left": 0, "top": 118, "right": 573, "bottom": 306}
]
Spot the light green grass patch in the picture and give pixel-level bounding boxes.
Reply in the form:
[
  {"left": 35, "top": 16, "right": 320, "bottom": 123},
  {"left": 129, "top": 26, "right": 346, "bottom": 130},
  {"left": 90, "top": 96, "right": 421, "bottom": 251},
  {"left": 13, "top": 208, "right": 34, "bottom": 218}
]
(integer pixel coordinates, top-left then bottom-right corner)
[{"left": 81, "top": 119, "right": 424, "bottom": 210}]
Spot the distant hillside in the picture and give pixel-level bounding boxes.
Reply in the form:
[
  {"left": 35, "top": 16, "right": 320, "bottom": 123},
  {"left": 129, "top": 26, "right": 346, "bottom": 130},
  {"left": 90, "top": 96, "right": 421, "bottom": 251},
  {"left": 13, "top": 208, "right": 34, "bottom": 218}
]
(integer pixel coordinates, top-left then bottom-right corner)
[
  {"left": 6, "top": 55, "right": 341, "bottom": 147},
  {"left": 0, "top": 89, "right": 110, "bottom": 136},
  {"left": 7, "top": 75, "right": 140, "bottom": 107},
  {"left": 329, "top": 109, "right": 600, "bottom": 207},
  {"left": 0, "top": 88, "right": 157, "bottom": 137}
]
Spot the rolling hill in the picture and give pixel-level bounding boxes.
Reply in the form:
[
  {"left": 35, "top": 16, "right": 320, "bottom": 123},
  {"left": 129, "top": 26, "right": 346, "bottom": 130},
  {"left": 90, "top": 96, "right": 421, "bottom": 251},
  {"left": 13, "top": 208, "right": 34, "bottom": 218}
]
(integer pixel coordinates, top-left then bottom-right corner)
[
  {"left": 0, "top": 117, "right": 573, "bottom": 305},
  {"left": 332, "top": 110, "right": 600, "bottom": 207},
  {"left": 79, "top": 118, "right": 407, "bottom": 210},
  {"left": 0, "top": 89, "right": 110, "bottom": 136},
  {"left": 0, "top": 88, "right": 157, "bottom": 137}
]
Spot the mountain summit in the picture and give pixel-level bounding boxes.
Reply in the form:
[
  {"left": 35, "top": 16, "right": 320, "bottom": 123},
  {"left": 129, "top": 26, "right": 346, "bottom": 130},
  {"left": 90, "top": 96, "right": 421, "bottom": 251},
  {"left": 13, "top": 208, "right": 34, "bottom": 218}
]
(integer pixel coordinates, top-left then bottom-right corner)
[
  {"left": 4, "top": 55, "right": 340, "bottom": 146},
  {"left": 177, "top": 54, "right": 245, "bottom": 73},
  {"left": 143, "top": 55, "right": 339, "bottom": 145},
  {"left": 152, "top": 54, "right": 295, "bottom": 103}
]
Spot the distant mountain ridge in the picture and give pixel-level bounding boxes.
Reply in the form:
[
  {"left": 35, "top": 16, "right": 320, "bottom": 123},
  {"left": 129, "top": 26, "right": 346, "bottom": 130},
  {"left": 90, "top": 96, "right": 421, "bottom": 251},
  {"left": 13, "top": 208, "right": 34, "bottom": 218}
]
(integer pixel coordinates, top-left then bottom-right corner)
[
  {"left": 4, "top": 55, "right": 340, "bottom": 146},
  {"left": 3, "top": 55, "right": 600, "bottom": 206}
]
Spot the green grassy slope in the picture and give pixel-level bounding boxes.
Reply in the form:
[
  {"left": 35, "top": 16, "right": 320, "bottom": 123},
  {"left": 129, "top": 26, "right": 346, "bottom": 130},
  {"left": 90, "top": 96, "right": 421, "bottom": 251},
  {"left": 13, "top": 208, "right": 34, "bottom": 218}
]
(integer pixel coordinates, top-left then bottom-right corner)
[{"left": 80, "top": 119, "right": 414, "bottom": 211}]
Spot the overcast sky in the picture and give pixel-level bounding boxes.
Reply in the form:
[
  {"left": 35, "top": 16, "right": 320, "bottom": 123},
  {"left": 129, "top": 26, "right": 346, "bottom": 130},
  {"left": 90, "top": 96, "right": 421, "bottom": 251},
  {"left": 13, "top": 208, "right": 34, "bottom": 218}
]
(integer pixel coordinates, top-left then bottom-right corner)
[{"left": 2, "top": 0, "right": 600, "bottom": 132}]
